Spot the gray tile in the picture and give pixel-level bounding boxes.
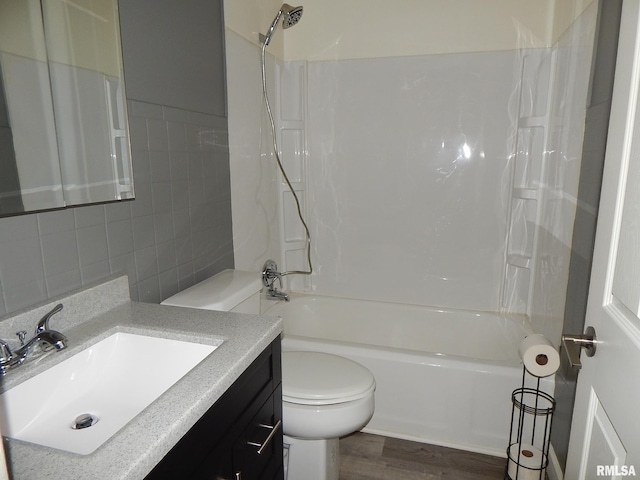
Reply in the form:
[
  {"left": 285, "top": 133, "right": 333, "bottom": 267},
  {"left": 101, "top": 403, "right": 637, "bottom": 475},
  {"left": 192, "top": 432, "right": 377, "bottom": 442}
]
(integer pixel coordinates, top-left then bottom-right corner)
[
  {"left": 137, "top": 275, "right": 161, "bottom": 303},
  {"left": 152, "top": 182, "right": 173, "bottom": 214},
  {"left": 132, "top": 149, "right": 152, "bottom": 184},
  {"left": 46, "top": 269, "right": 82, "bottom": 298},
  {"left": 106, "top": 219, "right": 134, "bottom": 257},
  {"left": 81, "top": 260, "right": 111, "bottom": 285},
  {"left": 171, "top": 180, "right": 190, "bottom": 211},
  {"left": 170, "top": 151, "right": 189, "bottom": 181},
  {"left": 38, "top": 209, "right": 75, "bottom": 235},
  {"left": 147, "top": 118, "right": 169, "bottom": 151},
  {"left": 0, "top": 215, "right": 39, "bottom": 243},
  {"left": 163, "top": 106, "right": 190, "bottom": 123},
  {"left": 132, "top": 215, "right": 156, "bottom": 250},
  {"left": 130, "top": 182, "right": 153, "bottom": 218},
  {"left": 172, "top": 208, "right": 192, "bottom": 239},
  {"left": 109, "top": 253, "right": 137, "bottom": 286},
  {"left": 74, "top": 204, "right": 106, "bottom": 228},
  {"left": 41, "top": 230, "right": 80, "bottom": 276},
  {"left": 168, "top": 121, "right": 188, "bottom": 152},
  {"left": 0, "top": 236, "right": 45, "bottom": 288},
  {"left": 157, "top": 241, "right": 177, "bottom": 273},
  {"left": 105, "top": 202, "right": 132, "bottom": 223},
  {"left": 154, "top": 213, "right": 175, "bottom": 245},
  {"left": 177, "top": 261, "right": 195, "bottom": 290},
  {"left": 175, "top": 235, "right": 193, "bottom": 266},
  {"left": 132, "top": 101, "right": 164, "bottom": 119},
  {"left": 76, "top": 225, "right": 109, "bottom": 267},
  {"left": 128, "top": 116, "right": 149, "bottom": 151},
  {"left": 150, "top": 151, "right": 171, "bottom": 183},
  {"left": 159, "top": 268, "right": 179, "bottom": 300},
  {"left": 3, "top": 279, "right": 47, "bottom": 313},
  {"left": 134, "top": 245, "right": 159, "bottom": 281}
]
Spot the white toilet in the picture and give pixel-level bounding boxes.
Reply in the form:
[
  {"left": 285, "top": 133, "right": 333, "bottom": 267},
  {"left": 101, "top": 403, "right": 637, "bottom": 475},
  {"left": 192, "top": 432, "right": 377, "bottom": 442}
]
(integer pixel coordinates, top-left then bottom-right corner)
[{"left": 161, "top": 269, "right": 375, "bottom": 480}]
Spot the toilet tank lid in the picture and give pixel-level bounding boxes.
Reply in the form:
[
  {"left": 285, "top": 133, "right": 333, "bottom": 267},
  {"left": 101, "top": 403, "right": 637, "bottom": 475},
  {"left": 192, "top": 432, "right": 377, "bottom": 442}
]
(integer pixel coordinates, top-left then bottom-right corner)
[{"left": 161, "top": 269, "right": 262, "bottom": 311}]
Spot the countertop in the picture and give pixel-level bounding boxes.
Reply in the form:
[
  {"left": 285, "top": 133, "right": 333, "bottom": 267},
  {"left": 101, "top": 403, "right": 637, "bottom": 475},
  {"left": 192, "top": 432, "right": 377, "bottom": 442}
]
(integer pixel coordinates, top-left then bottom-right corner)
[{"left": 1, "top": 297, "right": 282, "bottom": 480}]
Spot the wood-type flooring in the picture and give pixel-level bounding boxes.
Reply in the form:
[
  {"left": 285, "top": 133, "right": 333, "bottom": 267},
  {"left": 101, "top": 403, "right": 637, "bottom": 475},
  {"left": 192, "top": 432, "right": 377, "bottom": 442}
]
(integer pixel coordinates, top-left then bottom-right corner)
[{"left": 339, "top": 432, "right": 507, "bottom": 480}]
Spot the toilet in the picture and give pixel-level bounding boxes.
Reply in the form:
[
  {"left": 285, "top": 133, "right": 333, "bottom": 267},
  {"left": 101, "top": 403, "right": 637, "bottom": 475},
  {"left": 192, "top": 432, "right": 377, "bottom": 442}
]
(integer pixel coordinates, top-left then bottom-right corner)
[{"left": 161, "top": 269, "right": 375, "bottom": 480}]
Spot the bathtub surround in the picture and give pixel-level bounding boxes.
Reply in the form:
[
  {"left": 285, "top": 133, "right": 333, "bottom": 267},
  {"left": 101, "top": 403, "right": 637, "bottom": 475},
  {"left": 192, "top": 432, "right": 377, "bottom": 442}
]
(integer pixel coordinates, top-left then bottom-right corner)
[
  {"left": 0, "top": 0, "right": 233, "bottom": 315},
  {"left": 226, "top": 1, "right": 598, "bottom": 343}
]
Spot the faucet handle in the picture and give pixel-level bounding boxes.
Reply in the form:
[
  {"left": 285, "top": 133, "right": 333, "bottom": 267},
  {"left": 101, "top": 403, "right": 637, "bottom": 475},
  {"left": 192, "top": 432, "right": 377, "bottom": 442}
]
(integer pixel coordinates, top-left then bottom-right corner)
[
  {"left": 0, "top": 339, "right": 12, "bottom": 363},
  {"left": 16, "top": 331, "right": 27, "bottom": 346},
  {"left": 262, "top": 259, "right": 283, "bottom": 289},
  {"left": 36, "top": 303, "right": 63, "bottom": 334}
]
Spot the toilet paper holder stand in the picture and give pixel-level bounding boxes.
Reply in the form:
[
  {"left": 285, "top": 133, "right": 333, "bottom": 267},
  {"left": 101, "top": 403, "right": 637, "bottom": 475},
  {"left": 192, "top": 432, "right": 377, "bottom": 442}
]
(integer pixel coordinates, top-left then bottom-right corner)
[{"left": 505, "top": 368, "right": 556, "bottom": 480}]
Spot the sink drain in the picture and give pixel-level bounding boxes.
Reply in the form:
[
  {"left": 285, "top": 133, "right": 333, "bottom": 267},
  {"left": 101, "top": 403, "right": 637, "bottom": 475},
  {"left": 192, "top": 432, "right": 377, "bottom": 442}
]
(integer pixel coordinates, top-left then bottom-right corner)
[{"left": 72, "top": 413, "right": 99, "bottom": 430}]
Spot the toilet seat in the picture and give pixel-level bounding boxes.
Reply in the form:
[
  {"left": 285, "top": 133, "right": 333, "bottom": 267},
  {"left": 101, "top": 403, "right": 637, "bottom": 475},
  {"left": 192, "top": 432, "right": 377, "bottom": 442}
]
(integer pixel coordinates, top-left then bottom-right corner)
[{"left": 282, "top": 351, "right": 375, "bottom": 405}]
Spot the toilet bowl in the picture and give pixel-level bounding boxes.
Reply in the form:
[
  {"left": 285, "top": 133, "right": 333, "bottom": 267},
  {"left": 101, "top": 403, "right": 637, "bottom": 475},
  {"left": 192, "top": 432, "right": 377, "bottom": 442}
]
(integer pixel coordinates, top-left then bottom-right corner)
[{"left": 162, "top": 269, "right": 376, "bottom": 480}]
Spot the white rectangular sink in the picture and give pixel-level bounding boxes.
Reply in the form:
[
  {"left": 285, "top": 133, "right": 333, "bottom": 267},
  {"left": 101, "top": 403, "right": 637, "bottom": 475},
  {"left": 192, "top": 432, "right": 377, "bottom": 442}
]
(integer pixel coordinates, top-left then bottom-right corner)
[{"left": 0, "top": 332, "right": 220, "bottom": 455}]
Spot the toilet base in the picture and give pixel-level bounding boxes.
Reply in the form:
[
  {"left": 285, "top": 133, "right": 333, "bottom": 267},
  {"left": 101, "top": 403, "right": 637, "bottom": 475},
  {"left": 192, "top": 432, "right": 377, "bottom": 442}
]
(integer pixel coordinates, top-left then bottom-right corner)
[{"left": 283, "top": 434, "right": 340, "bottom": 480}]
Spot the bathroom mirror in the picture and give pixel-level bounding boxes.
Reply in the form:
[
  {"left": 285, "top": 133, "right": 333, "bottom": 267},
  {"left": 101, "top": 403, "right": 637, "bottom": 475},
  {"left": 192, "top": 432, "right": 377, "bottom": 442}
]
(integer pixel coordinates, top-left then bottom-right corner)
[{"left": 0, "top": 0, "right": 134, "bottom": 216}]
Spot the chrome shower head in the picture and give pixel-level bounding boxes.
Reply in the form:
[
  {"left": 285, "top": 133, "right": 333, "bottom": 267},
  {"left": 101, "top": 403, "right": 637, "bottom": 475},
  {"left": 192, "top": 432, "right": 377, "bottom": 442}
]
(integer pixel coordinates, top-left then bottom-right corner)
[
  {"left": 262, "top": 4, "right": 303, "bottom": 46},
  {"left": 281, "top": 4, "right": 303, "bottom": 29}
]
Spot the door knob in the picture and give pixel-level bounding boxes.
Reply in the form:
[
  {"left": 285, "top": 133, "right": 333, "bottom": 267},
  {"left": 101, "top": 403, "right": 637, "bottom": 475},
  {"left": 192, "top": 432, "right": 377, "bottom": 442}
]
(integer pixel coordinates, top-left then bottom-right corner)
[{"left": 561, "top": 326, "right": 597, "bottom": 369}]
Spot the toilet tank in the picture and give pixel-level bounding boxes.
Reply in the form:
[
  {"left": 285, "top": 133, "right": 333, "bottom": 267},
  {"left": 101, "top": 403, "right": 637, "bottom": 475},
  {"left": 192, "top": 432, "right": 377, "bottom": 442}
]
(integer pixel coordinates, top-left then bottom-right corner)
[{"left": 161, "top": 269, "right": 262, "bottom": 314}]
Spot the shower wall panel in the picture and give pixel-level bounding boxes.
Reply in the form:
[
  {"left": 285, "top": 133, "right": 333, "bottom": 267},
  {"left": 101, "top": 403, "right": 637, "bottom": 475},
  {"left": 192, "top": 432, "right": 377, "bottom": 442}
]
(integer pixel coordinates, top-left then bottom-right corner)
[{"left": 305, "top": 51, "right": 521, "bottom": 311}]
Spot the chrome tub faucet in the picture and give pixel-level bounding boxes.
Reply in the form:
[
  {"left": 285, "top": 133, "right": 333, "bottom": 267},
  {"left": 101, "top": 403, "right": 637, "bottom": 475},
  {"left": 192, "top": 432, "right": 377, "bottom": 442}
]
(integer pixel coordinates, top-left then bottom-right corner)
[
  {"left": 262, "top": 260, "right": 290, "bottom": 302},
  {"left": 0, "top": 303, "right": 68, "bottom": 374}
]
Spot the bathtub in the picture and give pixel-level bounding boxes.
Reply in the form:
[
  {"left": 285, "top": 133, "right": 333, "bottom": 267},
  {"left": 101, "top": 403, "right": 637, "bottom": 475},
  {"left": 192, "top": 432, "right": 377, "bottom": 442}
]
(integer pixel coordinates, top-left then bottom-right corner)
[{"left": 263, "top": 293, "right": 554, "bottom": 457}]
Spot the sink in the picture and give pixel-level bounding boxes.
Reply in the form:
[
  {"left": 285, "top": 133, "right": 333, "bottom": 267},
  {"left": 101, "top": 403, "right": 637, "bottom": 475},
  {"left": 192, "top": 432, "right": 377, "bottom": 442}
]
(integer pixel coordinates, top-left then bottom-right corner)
[{"left": 0, "top": 331, "right": 220, "bottom": 455}]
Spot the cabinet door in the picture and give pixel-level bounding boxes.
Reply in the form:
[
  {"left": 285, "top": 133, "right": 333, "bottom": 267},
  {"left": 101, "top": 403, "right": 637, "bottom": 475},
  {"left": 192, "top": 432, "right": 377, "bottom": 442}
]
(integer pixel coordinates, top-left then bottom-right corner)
[{"left": 233, "top": 385, "right": 283, "bottom": 480}]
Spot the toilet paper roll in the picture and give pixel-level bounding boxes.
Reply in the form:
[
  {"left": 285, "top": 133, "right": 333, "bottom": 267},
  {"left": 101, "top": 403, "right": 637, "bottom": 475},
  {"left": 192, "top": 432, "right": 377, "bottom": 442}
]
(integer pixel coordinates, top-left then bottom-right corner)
[
  {"left": 507, "top": 443, "right": 546, "bottom": 480},
  {"left": 518, "top": 334, "right": 560, "bottom": 377}
]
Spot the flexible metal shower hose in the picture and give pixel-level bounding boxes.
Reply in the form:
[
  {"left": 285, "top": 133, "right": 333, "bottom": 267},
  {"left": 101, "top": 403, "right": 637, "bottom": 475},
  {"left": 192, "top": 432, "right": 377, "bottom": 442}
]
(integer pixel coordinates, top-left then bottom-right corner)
[{"left": 260, "top": 41, "right": 313, "bottom": 277}]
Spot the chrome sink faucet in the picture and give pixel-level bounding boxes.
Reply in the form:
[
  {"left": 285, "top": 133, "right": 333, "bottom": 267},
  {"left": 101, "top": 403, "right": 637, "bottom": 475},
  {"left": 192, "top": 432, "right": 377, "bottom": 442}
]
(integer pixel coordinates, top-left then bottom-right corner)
[
  {"left": 262, "top": 259, "right": 290, "bottom": 302},
  {"left": 0, "top": 303, "right": 68, "bottom": 374}
]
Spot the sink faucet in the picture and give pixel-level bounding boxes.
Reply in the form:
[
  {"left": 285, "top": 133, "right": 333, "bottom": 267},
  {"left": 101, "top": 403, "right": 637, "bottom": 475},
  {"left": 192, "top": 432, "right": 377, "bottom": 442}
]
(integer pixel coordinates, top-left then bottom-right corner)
[
  {"left": 262, "top": 259, "right": 290, "bottom": 302},
  {"left": 0, "top": 303, "right": 68, "bottom": 374}
]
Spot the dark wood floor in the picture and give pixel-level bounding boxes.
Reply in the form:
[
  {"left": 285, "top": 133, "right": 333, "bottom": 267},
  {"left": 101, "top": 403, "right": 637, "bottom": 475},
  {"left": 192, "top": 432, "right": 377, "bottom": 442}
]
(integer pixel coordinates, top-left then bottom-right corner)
[{"left": 339, "top": 433, "right": 507, "bottom": 480}]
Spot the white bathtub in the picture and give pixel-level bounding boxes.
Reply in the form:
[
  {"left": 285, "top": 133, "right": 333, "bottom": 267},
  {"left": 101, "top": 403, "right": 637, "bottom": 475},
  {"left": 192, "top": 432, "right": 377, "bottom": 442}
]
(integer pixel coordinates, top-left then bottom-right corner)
[{"left": 263, "top": 293, "right": 554, "bottom": 457}]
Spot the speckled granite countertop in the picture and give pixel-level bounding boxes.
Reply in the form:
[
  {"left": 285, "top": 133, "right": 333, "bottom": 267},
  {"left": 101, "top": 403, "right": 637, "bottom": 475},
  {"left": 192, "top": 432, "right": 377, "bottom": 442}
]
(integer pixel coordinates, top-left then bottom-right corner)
[{"left": 0, "top": 276, "right": 282, "bottom": 480}]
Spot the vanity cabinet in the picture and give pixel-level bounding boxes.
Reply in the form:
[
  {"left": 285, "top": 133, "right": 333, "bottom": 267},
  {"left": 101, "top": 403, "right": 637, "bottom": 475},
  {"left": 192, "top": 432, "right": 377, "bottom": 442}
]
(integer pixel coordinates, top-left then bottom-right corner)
[{"left": 145, "top": 337, "right": 283, "bottom": 480}]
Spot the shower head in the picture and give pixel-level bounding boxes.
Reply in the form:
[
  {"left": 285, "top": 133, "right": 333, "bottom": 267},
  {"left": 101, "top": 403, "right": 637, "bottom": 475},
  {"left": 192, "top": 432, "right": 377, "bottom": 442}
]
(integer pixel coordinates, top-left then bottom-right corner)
[
  {"left": 262, "top": 4, "right": 303, "bottom": 46},
  {"left": 281, "top": 4, "right": 303, "bottom": 29}
]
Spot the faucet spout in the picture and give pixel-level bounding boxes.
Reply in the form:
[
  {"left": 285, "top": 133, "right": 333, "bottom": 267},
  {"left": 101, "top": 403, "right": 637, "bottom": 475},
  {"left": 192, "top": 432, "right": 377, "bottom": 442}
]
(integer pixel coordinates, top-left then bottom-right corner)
[
  {"left": 0, "top": 303, "right": 68, "bottom": 374},
  {"left": 10, "top": 330, "right": 68, "bottom": 367}
]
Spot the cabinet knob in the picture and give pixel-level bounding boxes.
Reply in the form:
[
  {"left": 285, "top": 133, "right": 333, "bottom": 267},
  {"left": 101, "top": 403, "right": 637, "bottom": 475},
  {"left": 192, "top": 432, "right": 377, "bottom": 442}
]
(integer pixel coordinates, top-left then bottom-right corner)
[{"left": 246, "top": 420, "right": 282, "bottom": 455}]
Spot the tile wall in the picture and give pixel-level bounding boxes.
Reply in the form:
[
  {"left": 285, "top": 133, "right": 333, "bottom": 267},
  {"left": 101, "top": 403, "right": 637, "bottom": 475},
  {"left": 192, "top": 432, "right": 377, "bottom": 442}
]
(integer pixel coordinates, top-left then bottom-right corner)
[{"left": 0, "top": 100, "right": 233, "bottom": 316}]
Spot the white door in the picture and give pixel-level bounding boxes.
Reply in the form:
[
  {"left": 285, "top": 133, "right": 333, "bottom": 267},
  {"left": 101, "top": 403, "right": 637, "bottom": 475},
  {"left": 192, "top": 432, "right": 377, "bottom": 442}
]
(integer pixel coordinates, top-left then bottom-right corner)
[{"left": 565, "top": 1, "right": 640, "bottom": 478}]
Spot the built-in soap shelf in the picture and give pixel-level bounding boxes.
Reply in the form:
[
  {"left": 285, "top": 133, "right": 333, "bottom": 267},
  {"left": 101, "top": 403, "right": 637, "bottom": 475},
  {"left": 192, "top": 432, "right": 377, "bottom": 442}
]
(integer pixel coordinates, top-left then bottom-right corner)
[
  {"left": 513, "top": 188, "right": 538, "bottom": 201},
  {"left": 276, "top": 58, "right": 311, "bottom": 292},
  {"left": 502, "top": 49, "right": 557, "bottom": 315}
]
